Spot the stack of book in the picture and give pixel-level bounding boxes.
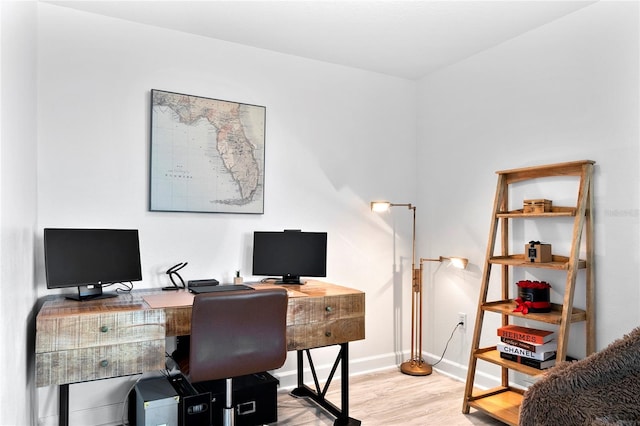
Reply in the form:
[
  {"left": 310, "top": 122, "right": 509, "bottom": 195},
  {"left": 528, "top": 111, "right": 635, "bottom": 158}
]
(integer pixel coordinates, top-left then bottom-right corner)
[{"left": 497, "top": 324, "right": 557, "bottom": 369}]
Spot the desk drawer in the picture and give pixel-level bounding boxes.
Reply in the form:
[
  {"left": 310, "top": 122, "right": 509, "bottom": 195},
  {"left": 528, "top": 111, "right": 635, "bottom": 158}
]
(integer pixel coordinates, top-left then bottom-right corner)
[
  {"left": 164, "top": 305, "right": 192, "bottom": 337},
  {"left": 35, "top": 339, "right": 165, "bottom": 387},
  {"left": 288, "top": 293, "right": 365, "bottom": 325},
  {"left": 287, "top": 317, "right": 365, "bottom": 351},
  {"left": 36, "top": 309, "right": 165, "bottom": 352}
]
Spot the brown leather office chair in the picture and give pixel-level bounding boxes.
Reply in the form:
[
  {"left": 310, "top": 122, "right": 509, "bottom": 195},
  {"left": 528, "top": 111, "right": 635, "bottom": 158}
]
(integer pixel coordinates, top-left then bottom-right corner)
[{"left": 175, "top": 288, "right": 288, "bottom": 426}]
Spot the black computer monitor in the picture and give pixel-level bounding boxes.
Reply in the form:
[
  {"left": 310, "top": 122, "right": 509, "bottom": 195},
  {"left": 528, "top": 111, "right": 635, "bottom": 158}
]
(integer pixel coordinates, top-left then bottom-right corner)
[
  {"left": 252, "top": 230, "right": 327, "bottom": 284},
  {"left": 44, "top": 228, "right": 142, "bottom": 300}
]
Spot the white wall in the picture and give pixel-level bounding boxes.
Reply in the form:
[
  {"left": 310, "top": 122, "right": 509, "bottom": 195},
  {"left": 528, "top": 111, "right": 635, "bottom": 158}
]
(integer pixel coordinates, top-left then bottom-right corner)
[
  {"left": 0, "top": 1, "right": 39, "bottom": 426},
  {"left": 417, "top": 1, "right": 639, "bottom": 386},
  {"left": 0, "top": 2, "right": 37, "bottom": 425},
  {"left": 7, "top": 1, "right": 636, "bottom": 425},
  {"left": 35, "top": 3, "right": 417, "bottom": 425}
]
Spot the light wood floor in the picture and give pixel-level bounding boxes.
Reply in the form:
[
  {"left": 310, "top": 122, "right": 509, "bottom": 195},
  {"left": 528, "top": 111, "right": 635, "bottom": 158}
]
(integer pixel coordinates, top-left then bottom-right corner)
[{"left": 275, "top": 369, "right": 504, "bottom": 425}]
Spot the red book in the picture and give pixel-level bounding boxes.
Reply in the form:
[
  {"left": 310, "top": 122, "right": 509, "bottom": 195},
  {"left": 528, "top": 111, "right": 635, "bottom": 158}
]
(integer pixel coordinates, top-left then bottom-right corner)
[{"left": 497, "top": 325, "right": 555, "bottom": 344}]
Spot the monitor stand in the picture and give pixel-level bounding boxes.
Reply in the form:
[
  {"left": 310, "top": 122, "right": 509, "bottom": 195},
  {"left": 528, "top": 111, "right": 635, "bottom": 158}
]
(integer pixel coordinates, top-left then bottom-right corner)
[
  {"left": 278, "top": 275, "right": 302, "bottom": 285},
  {"left": 66, "top": 284, "right": 118, "bottom": 301}
]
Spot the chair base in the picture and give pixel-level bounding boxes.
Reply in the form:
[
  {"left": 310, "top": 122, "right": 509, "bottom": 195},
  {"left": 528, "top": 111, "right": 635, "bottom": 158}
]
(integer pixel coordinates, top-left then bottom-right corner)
[
  {"left": 223, "top": 377, "right": 234, "bottom": 426},
  {"left": 222, "top": 406, "right": 234, "bottom": 426}
]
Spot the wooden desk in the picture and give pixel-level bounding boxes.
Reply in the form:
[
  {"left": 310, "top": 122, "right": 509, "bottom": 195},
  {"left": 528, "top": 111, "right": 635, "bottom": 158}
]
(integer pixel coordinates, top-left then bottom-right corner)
[{"left": 36, "top": 280, "right": 365, "bottom": 425}]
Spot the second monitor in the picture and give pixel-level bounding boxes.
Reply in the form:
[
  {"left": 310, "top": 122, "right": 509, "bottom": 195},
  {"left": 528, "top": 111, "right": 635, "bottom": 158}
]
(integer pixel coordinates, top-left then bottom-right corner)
[{"left": 252, "top": 230, "right": 327, "bottom": 284}]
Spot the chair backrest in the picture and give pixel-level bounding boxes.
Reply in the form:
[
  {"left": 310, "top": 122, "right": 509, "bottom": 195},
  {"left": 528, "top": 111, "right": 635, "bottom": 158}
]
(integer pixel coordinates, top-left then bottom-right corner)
[{"left": 188, "top": 288, "right": 288, "bottom": 383}]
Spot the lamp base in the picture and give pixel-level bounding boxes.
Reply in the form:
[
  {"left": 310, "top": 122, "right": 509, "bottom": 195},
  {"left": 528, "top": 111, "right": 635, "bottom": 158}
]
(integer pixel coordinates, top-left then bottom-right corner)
[{"left": 400, "top": 359, "right": 433, "bottom": 376}]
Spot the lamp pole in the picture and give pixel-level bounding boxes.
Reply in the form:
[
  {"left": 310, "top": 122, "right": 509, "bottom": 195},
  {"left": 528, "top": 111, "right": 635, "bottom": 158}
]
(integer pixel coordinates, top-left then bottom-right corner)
[
  {"left": 393, "top": 203, "right": 432, "bottom": 376},
  {"left": 371, "top": 201, "right": 432, "bottom": 376},
  {"left": 371, "top": 201, "right": 469, "bottom": 376}
]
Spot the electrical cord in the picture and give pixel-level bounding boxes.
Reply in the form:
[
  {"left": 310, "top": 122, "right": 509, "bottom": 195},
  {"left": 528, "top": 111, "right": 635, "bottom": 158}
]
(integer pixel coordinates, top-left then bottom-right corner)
[
  {"left": 115, "top": 281, "right": 133, "bottom": 293},
  {"left": 431, "top": 321, "right": 464, "bottom": 367},
  {"left": 102, "top": 281, "right": 133, "bottom": 293},
  {"left": 120, "top": 375, "right": 143, "bottom": 426}
]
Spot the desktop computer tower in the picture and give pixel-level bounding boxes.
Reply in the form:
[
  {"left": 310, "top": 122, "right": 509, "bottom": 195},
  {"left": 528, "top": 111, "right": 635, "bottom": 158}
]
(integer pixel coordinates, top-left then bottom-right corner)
[{"left": 135, "top": 375, "right": 180, "bottom": 426}]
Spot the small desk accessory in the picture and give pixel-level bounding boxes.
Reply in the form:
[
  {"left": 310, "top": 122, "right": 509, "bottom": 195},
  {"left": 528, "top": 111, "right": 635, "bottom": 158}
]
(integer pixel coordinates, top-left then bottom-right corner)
[{"left": 164, "top": 262, "right": 188, "bottom": 291}]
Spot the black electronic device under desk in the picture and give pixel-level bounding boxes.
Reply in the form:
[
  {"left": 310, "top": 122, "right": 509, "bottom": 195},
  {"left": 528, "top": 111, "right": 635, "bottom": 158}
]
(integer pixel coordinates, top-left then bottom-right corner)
[
  {"left": 193, "top": 372, "right": 279, "bottom": 426},
  {"left": 169, "top": 373, "right": 212, "bottom": 426}
]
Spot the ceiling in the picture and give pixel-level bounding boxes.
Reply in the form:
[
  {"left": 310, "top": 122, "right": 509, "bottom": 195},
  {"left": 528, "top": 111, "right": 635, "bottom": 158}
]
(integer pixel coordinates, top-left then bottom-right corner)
[{"left": 47, "top": 1, "right": 597, "bottom": 80}]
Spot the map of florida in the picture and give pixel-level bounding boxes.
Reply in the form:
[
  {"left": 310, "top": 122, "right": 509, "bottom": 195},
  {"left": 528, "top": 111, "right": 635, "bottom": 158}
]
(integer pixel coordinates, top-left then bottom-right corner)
[{"left": 153, "top": 91, "right": 262, "bottom": 204}]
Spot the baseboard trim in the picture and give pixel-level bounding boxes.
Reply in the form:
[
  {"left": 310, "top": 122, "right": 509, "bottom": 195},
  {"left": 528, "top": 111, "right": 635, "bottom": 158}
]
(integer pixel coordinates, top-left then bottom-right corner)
[
  {"left": 39, "top": 403, "right": 125, "bottom": 426},
  {"left": 38, "top": 350, "right": 498, "bottom": 426}
]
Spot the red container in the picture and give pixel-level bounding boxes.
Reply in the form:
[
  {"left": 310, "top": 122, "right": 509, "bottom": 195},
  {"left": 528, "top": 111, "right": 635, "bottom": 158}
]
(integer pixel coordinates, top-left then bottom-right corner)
[{"left": 514, "top": 280, "right": 551, "bottom": 314}]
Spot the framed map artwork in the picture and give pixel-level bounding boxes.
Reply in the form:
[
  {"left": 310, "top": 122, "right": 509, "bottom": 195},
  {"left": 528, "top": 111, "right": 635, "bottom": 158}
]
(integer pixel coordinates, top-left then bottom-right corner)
[{"left": 149, "top": 89, "right": 266, "bottom": 214}]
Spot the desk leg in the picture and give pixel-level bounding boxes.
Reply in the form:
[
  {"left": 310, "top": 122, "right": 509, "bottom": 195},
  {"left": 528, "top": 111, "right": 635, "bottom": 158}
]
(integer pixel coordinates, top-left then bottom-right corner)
[
  {"left": 340, "top": 343, "right": 351, "bottom": 423},
  {"left": 290, "top": 343, "right": 361, "bottom": 426},
  {"left": 59, "top": 384, "right": 69, "bottom": 426}
]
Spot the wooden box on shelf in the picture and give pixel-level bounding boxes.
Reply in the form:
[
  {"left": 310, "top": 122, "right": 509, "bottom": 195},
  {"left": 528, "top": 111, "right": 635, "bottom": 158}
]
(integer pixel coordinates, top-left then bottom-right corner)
[
  {"left": 526, "top": 242, "right": 552, "bottom": 263},
  {"left": 523, "top": 199, "right": 552, "bottom": 213}
]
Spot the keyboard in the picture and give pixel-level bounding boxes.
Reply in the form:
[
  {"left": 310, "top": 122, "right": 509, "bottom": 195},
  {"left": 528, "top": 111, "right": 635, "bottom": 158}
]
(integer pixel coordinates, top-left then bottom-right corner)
[{"left": 188, "top": 284, "right": 254, "bottom": 294}]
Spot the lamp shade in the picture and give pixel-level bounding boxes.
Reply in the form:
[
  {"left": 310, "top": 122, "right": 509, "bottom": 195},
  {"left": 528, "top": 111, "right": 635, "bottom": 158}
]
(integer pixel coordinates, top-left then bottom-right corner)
[
  {"left": 370, "top": 201, "right": 391, "bottom": 212},
  {"left": 447, "top": 257, "right": 469, "bottom": 269}
]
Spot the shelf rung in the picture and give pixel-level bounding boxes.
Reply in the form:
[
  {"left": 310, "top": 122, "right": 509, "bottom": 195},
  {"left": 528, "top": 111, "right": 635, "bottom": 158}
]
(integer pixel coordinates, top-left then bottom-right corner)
[
  {"left": 475, "top": 347, "right": 549, "bottom": 377},
  {"left": 482, "top": 300, "right": 587, "bottom": 324},
  {"left": 497, "top": 206, "right": 577, "bottom": 218},
  {"left": 467, "top": 387, "right": 524, "bottom": 426},
  {"left": 489, "top": 254, "right": 586, "bottom": 269}
]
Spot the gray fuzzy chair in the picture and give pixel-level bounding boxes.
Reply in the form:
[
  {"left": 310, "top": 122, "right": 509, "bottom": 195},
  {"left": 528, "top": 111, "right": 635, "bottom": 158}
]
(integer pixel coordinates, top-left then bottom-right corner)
[{"left": 519, "top": 326, "right": 640, "bottom": 426}]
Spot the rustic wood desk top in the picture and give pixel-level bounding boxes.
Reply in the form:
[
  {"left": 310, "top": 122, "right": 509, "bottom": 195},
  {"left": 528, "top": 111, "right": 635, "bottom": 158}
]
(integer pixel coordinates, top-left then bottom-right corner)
[
  {"left": 35, "top": 280, "right": 365, "bottom": 387},
  {"left": 37, "top": 280, "right": 362, "bottom": 314}
]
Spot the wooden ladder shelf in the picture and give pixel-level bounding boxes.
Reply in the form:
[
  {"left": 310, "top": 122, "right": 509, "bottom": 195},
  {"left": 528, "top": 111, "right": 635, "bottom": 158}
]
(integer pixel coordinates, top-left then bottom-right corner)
[{"left": 462, "top": 160, "right": 595, "bottom": 425}]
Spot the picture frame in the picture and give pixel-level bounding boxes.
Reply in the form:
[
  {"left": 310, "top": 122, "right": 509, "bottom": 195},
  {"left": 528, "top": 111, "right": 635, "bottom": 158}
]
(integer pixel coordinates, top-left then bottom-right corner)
[{"left": 149, "top": 89, "right": 266, "bottom": 214}]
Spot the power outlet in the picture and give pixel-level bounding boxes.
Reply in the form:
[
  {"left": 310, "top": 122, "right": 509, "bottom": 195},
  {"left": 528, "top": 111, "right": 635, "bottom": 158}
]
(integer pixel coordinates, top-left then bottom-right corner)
[{"left": 458, "top": 312, "right": 467, "bottom": 330}]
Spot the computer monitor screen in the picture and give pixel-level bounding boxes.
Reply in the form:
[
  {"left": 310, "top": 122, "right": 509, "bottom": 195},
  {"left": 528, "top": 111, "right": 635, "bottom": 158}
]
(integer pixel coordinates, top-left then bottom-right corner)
[
  {"left": 44, "top": 228, "right": 142, "bottom": 300},
  {"left": 252, "top": 230, "right": 327, "bottom": 284}
]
